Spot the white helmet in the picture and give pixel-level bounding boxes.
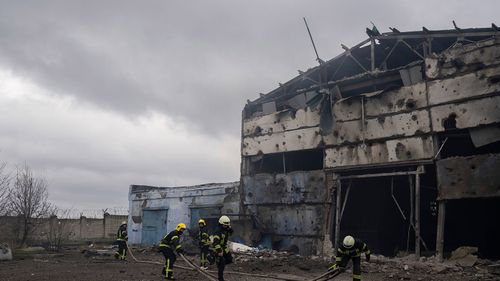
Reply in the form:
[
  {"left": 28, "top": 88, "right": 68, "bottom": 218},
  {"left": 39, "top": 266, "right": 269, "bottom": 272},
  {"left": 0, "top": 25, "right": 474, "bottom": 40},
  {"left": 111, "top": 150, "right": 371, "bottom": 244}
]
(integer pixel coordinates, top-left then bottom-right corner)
[
  {"left": 121, "top": 221, "right": 127, "bottom": 225},
  {"left": 218, "top": 215, "right": 230, "bottom": 226},
  {"left": 343, "top": 235, "right": 355, "bottom": 248}
]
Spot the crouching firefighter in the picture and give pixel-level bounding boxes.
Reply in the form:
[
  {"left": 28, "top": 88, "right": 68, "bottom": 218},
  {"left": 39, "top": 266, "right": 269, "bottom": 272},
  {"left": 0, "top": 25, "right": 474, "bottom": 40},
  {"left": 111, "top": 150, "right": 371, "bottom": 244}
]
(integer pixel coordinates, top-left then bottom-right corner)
[
  {"left": 212, "top": 215, "right": 233, "bottom": 281},
  {"left": 329, "top": 235, "right": 371, "bottom": 281},
  {"left": 159, "top": 223, "right": 186, "bottom": 280},
  {"left": 198, "top": 219, "right": 213, "bottom": 269},
  {"left": 114, "top": 221, "right": 128, "bottom": 260}
]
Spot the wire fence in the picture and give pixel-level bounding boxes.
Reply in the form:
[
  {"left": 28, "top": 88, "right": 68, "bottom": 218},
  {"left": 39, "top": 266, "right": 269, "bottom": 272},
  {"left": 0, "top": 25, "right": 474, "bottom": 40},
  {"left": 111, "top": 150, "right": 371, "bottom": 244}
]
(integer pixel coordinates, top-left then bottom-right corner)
[{"left": 62, "top": 206, "right": 129, "bottom": 219}]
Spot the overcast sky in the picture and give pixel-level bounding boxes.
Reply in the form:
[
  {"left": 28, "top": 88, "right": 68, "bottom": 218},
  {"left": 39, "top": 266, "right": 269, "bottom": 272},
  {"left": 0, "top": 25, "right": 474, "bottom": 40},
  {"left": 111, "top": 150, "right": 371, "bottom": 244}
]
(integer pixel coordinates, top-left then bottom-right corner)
[{"left": 0, "top": 0, "right": 498, "bottom": 212}]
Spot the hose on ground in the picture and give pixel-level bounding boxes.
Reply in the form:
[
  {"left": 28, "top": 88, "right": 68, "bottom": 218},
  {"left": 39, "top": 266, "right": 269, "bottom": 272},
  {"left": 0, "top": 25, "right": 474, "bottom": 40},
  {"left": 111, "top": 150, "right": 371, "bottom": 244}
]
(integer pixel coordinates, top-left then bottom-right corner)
[{"left": 126, "top": 243, "right": 334, "bottom": 281}]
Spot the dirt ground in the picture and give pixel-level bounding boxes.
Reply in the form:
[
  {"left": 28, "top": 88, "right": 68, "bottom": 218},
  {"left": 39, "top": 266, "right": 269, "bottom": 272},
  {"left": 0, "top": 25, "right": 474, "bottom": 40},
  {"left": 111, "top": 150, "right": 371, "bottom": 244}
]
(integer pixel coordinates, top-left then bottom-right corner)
[{"left": 0, "top": 248, "right": 498, "bottom": 281}]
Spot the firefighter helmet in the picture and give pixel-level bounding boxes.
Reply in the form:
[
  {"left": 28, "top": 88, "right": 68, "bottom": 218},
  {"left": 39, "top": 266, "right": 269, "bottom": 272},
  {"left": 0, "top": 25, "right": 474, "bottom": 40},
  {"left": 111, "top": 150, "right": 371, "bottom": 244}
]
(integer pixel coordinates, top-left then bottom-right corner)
[
  {"left": 343, "top": 235, "right": 355, "bottom": 248},
  {"left": 218, "top": 215, "right": 231, "bottom": 226},
  {"left": 121, "top": 221, "right": 127, "bottom": 225},
  {"left": 198, "top": 219, "right": 206, "bottom": 226},
  {"left": 176, "top": 223, "right": 187, "bottom": 232}
]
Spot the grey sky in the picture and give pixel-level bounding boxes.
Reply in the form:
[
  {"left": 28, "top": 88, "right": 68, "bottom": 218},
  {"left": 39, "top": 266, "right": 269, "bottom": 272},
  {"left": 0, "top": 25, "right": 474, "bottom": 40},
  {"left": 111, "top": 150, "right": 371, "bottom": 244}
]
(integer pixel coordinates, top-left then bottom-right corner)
[{"left": 0, "top": 0, "right": 498, "bottom": 211}]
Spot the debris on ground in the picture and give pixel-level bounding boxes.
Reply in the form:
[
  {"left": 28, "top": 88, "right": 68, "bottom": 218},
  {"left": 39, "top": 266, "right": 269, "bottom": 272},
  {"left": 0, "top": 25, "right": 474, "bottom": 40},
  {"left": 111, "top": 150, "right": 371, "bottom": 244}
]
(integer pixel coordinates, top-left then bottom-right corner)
[{"left": 0, "top": 243, "right": 13, "bottom": 261}]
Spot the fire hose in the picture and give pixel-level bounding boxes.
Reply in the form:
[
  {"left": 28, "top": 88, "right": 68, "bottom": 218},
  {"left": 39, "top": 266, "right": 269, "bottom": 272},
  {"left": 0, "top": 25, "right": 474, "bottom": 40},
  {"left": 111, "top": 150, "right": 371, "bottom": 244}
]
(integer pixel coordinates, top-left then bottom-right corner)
[{"left": 126, "top": 243, "right": 341, "bottom": 281}]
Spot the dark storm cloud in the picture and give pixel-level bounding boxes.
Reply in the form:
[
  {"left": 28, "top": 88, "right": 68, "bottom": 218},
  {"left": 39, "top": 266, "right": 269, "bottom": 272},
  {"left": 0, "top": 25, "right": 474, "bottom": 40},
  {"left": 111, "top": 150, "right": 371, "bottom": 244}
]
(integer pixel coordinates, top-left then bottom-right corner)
[
  {"left": 1, "top": 0, "right": 499, "bottom": 209},
  {"left": 1, "top": 0, "right": 498, "bottom": 136}
]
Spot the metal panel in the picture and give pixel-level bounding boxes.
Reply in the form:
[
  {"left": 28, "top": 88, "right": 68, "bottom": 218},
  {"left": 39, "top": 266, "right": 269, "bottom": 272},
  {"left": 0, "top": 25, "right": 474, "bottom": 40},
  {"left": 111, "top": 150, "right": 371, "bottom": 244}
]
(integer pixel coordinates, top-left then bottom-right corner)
[
  {"left": 469, "top": 125, "right": 500, "bottom": 147},
  {"left": 262, "top": 102, "right": 276, "bottom": 115},
  {"left": 242, "top": 171, "right": 326, "bottom": 205},
  {"left": 242, "top": 127, "right": 322, "bottom": 156},
  {"left": 437, "top": 153, "right": 500, "bottom": 200},
  {"left": 400, "top": 65, "right": 423, "bottom": 86},
  {"left": 364, "top": 83, "right": 427, "bottom": 117},
  {"left": 250, "top": 204, "right": 324, "bottom": 236},
  {"left": 426, "top": 39, "right": 500, "bottom": 79},
  {"left": 141, "top": 209, "right": 168, "bottom": 246},
  {"left": 324, "top": 109, "right": 431, "bottom": 145},
  {"left": 333, "top": 83, "right": 427, "bottom": 121},
  {"left": 428, "top": 66, "right": 500, "bottom": 105},
  {"left": 243, "top": 108, "right": 320, "bottom": 137},
  {"left": 431, "top": 95, "right": 500, "bottom": 132},
  {"left": 324, "top": 136, "right": 434, "bottom": 168}
]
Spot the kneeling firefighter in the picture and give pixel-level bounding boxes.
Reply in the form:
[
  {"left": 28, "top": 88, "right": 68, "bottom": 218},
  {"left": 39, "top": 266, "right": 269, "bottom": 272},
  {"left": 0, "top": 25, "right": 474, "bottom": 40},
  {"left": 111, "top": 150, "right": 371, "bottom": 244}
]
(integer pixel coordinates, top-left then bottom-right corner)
[
  {"left": 212, "top": 215, "right": 233, "bottom": 281},
  {"left": 329, "top": 235, "right": 371, "bottom": 281},
  {"left": 159, "top": 223, "right": 186, "bottom": 280}
]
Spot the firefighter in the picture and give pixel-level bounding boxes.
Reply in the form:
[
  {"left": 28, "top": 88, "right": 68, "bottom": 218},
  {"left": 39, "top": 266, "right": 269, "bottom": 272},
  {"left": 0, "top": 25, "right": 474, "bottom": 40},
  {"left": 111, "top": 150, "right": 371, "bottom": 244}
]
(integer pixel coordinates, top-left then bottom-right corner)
[
  {"left": 328, "top": 235, "right": 371, "bottom": 281},
  {"left": 159, "top": 223, "right": 186, "bottom": 280},
  {"left": 198, "top": 219, "right": 211, "bottom": 269},
  {"left": 114, "top": 221, "right": 128, "bottom": 260},
  {"left": 212, "top": 215, "right": 233, "bottom": 281}
]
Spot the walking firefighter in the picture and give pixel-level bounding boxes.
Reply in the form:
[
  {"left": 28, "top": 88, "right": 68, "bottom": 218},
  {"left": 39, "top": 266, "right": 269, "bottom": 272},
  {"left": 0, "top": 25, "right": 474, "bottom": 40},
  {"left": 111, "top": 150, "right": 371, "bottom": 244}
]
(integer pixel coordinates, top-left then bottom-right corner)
[
  {"left": 114, "top": 221, "right": 128, "bottom": 261},
  {"left": 198, "top": 219, "right": 212, "bottom": 269},
  {"left": 212, "top": 215, "right": 233, "bottom": 281},
  {"left": 159, "top": 223, "right": 186, "bottom": 280}
]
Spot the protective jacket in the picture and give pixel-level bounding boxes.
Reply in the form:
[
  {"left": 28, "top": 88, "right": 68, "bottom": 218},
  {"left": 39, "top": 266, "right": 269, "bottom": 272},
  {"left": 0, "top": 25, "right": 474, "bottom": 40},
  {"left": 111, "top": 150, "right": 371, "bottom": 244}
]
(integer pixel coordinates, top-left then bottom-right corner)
[
  {"left": 212, "top": 225, "right": 233, "bottom": 254},
  {"left": 159, "top": 230, "right": 183, "bottom": 253},
  {"left": 199, "top": 227, "right": 211, "bottom": 247},
  {"left": 116, "top": 225, "right": 128, "bottom": 241}
]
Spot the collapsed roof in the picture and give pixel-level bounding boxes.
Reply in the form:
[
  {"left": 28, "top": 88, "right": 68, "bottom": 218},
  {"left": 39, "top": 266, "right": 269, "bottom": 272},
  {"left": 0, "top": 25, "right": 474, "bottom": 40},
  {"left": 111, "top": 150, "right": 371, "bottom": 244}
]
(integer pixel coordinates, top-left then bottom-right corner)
[{"left": 244, "top": 24, "right": 500, "bottom": 117}]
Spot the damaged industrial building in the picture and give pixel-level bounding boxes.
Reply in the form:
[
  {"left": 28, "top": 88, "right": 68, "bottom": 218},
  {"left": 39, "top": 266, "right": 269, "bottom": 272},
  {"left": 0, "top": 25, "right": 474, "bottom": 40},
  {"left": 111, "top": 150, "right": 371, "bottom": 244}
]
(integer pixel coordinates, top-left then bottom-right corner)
[{"left": 240, "top": 25, "right": 500, "bottom": 260}]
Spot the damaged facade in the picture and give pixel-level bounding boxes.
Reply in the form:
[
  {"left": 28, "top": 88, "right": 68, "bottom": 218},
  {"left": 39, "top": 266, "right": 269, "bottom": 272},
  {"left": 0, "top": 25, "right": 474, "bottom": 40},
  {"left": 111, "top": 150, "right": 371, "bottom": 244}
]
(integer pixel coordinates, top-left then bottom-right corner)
[
  {"left": 241, "top": 26, "right": 500, "bottom": 258},
  {"left": 128, "top": 182, "right": 240, "bottom": 246}
]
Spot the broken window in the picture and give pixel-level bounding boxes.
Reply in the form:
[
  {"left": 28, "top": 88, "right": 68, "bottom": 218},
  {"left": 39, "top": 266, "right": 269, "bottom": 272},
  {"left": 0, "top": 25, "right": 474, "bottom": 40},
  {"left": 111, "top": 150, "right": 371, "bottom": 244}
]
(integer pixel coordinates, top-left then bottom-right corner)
[{"left": 248, "top": 149, "right": 324, "bottom": 174}]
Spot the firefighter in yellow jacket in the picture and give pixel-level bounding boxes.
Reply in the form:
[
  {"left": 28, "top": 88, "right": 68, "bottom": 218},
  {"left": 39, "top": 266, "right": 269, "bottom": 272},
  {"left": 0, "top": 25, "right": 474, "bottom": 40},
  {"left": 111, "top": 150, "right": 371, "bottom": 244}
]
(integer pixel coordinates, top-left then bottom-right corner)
[
  {"left": 329, "top": 235, "right": 371, "bottom": 281},
  {"left": 114, "top": 221, "right": 128, "bottom": 260},
  {"left": 198, "top": 219, "right": 212, "bottom": 269},
  {"left": 159, "top": 223, "right": 186, "bottom": 280}
]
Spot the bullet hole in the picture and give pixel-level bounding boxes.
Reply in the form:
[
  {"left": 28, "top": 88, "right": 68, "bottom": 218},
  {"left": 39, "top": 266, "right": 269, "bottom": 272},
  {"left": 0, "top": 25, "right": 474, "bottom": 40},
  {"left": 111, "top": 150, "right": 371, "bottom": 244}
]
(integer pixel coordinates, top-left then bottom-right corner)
[
  {"left": 333, "top": 130, "right": 339, "bottom": 137},
  {"left": 406, "top": 100, "right": 416, "bottom": 110},
  {"left": 282, "top": 142, "right": 286, "bottom": 145},
  {"left": 254, "top": 126, "right": 262, "bottom": 135},
  {"left": 297, "top": 135, "right": 302, "bottom": 139},
  {"left": 488, "top": 75, "right": 500, "bottom": 84},
  {"left": 378, "top": 116, "right": 386, "bottom": 124},
  {"left": 248, "top": 192, "right": 253, "bottom": 198},
  {"left": 411, "top": 115, "right": 418, "bottom": 121},
  {"left": 275, "top": 144, "right": 279, "bottom": 148},
  {"left": 470, "top": 165, "right": 476, "bottom": 170},
  {"left": 443, "top": 113, "right": 457, "bottom": 130}
]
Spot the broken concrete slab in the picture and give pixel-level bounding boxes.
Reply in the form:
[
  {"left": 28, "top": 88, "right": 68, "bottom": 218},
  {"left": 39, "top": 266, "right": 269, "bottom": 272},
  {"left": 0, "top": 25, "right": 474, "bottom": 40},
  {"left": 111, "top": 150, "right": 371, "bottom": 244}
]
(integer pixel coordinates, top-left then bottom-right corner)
[
  {"left": 450, "top": 246, "right": 479, "bottom": 260},
  {"left": 454, "top": 255, "right": 478, "bottom": 267}
]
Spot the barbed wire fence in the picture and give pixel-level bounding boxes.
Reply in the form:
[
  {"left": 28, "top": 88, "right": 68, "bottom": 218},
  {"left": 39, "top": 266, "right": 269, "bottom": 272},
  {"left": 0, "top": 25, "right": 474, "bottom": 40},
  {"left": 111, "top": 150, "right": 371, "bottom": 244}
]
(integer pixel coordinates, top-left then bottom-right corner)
[{"left": 63, "top": 206, "right": 129, "bottom": 219}]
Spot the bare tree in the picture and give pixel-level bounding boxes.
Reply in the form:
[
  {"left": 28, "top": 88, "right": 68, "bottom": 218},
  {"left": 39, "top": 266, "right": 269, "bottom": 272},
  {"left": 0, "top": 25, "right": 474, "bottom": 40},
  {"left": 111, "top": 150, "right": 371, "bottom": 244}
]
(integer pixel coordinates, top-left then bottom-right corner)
[
  {"left": 7, "top": 164, "right": 51, "bottom": 246},
  {"left": 0, "top": 162, "right": 10, "bottom": 216},
  {"left": 46, "top": 207, "right": 73, "bottom": 252}
]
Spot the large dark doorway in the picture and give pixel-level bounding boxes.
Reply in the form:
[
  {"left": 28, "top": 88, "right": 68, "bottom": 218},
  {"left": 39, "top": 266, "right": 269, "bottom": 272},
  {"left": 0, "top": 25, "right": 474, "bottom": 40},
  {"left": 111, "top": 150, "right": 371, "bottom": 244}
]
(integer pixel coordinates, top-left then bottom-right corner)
[
  {"left": 444, "top": 198, "right": 500, "bottom": 259},
  {"left": 337, "top": 165, "right": 437, "bottom": 256}
]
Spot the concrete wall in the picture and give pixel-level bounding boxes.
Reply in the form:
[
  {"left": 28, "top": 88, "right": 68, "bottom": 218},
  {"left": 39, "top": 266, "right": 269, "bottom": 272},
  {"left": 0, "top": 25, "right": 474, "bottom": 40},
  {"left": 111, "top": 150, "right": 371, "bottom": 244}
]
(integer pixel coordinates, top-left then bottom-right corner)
[
  {"left": 241, "top": 170, "right": 327, "bottom": 255},
  {"left": 0, "top": 214, "right": 128, "bottom": 244},
  {"left": 128, "top": 182, "right": 239, "bottom": 245}
]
